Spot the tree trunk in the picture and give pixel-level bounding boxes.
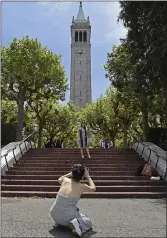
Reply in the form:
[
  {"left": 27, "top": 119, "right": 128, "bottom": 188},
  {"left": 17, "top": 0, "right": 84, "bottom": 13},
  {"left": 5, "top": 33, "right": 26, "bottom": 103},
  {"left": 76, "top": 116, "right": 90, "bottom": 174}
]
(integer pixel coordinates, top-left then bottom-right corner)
[
  {"left": 38, "top": 124, "right": 43, "bottom": 148},
  {"left": 141, "top": 107, "right": 149, "bottom": 141},
  {"left": 165, "top": 97, "right": 167, "bottom": 128},
  {"left": 16, "top": 96, "right": 24, "bottom": 141},
  {"left": 112, "top": 139, "right": 115, "bottom": 147},
  {"left": 123, "top": 122, "right": 129, "bottom": 147},
  {"left": 162, "top": 76, "right": 167, "bottom": 128},
  {"left": 123, "top": 130, "right": 128, "bottom": 147},
  {"left": 162, "top": 51, "right": 167, "bottom": 127},
  {"left": 139, "top": 96, "right": 150, "bottom": 142}
]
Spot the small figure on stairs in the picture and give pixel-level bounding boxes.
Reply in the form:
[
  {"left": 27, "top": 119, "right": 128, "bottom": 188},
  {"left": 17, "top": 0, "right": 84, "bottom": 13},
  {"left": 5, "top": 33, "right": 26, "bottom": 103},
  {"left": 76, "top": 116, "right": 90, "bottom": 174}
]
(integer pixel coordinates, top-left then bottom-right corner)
[
  {"left": 100, "top": 139, "right": 113, "bottom": 149},
  {"left": 78, "top": 123, "right": 91, "bottom": 159},
  {"left": 45, "top": 138, "right": 56, "bottom": 148},
  {"left": 100, "top": 139, "right": 105, "bottom": 148},
  {"left": 50, "top": 164, "right": 96, "bottom": 236},
  {"left": 55, "top": 139, "right": 63, "bottom": 148}
]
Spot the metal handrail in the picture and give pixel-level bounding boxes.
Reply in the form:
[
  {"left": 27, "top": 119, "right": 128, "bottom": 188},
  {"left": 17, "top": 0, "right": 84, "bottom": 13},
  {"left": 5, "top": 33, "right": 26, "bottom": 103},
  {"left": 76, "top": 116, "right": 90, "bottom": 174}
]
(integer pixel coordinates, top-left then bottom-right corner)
[
  {"left": 1, "top": 131, "right": 38, "bottom": 171},
  {"left": 128, "top": 136, "right": 167, "bottom": 180}
]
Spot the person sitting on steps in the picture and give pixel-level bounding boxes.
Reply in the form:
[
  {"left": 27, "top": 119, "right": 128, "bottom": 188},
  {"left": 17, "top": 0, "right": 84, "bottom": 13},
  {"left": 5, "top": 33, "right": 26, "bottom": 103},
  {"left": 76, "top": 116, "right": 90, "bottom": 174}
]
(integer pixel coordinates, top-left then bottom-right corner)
[
  {"left": 78, "top": 123, "right": 91, "bottom": 159},
  {"left": 50, "top": 164, "right": 96, "bottom": 236},
  {"left": 55, "top": 139, "right": 63, "bottom": 148},
  {"left": 45, "top": 138, "right": 56, "bottom": 148},
  {"left": 135, "top": 163, "right": 159, "bottom": 178},
  {"left": 100, "top": 139, "right": 105, "bottom": 148}
]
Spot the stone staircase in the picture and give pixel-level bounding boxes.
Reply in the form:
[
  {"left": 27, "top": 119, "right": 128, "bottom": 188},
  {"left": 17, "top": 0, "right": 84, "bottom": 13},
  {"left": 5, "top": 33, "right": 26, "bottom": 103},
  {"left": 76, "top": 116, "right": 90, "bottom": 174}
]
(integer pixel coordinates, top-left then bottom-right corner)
[{"left": 1, "top": 148, "right": 167, "bottom": 198}]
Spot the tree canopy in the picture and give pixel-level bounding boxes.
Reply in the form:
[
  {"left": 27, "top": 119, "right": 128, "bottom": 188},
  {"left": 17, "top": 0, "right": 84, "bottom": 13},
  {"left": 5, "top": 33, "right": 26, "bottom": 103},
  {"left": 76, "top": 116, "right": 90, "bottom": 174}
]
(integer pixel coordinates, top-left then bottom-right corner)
[
  {"left": 1, "top": 36, "right": 68, "bottom": 140},
  {"left": 104, "top": 1, "right": 167, "bottom": 142}
]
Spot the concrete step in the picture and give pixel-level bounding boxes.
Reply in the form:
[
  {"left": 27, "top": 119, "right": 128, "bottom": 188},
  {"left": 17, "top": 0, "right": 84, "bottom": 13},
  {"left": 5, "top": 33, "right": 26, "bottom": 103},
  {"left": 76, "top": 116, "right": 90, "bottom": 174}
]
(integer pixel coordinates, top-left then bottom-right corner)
[
  {"left": 2, "top": 175, "right": 151, "bottom": 180},
  {"left": 14, "top": 164, "right": 143, "bottom": 169},
  {"left": 23, "top": 157, "right": 142, "bottom": 161},
  {"left": 28, "top": 148, "right": 133, "bottom": 152},
  {"left": 1, "top": 191, "right": 166, "bottom": 199},
  {"left": 24, "top": 152, "right": 140, "bottom": 155},
  {"left": 26, "top": 154, "right": 138, "bottom": 158},
  {"left": 6, "top": 170, "right": 137, "bottom": 176},
  {"left": 25, "top": 149, "right": 138, "bottom": 153},
  {"left": 2, "top": 179, "right": 166, "bottom": 186},
  {"left": 15, "top": 163, "right": 144, "bottom": 169},
  {"left": 2, "top": 185, "right": 167, "bottom": 192},
  {"left": 25, "top": 152, "right": 139, "bottom": 156},
  {"left": 2, "top": 147, "right": 165, "bottom": 199},
  {"left": 18, "top": 160, "right": 143, "bottom": 165},
  {"left": 22, "top": 157, "right": 142, "bottom": 161},
  {"left": 10, "top": 167, "right": 140, "bottom": 172},
  {"left": 26, "top": 152, "right": 138, "bottom": 155},
  {"left": 22, "top": 154, "right": 142, "bottom": 158},
  {"left": 25, "top": 153, "right": 139, "bottom": 156}
]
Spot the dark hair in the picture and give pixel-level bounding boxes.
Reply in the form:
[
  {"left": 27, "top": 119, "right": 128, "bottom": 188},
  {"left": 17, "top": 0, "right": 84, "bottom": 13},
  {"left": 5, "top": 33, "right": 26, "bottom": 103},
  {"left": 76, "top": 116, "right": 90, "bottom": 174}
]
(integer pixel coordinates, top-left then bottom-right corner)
[
  {"left": 81, "top": 122, "right": 86, "bottom": 127},
  {"left": 72, "top": 164, "right": 85, "bottom": 182},
  {"left": 81, "top": 123, "right": 86, "bottom": 131}
]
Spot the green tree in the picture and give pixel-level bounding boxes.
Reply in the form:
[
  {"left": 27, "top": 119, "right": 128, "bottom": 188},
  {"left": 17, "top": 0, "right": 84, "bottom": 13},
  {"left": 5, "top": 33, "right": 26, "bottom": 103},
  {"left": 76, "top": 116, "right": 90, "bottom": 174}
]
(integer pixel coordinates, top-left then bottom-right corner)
[
  {"left": 82, "top": 89, "right": 127, "bottom": 147},
  {"left": 1, "top": 100, "right": 18, "bottom": 124},
  {"left": 43, "top": 102, "right": 79, "bottom": 148},
  {"left": 107, "top": 89, "right": 138, "bottom": 146},
  {"left": 104, "top": 44, "right": 152, "bottom": 141},
  {"left": 118, "top": 1, "right": 167, "bottom": 125},
  {"left": 27, "top": 97, "right": 56, "bottom": 148},
  {"left": 1, "top": 36, "right": 68, "bottom": 141}
]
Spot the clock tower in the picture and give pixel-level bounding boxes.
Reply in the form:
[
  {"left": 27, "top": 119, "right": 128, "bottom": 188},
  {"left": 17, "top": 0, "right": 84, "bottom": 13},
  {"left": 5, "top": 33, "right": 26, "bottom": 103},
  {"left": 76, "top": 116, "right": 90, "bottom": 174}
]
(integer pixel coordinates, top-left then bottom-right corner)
[{"left": 70, "top": 2, "right": 92, "bottom": 108}]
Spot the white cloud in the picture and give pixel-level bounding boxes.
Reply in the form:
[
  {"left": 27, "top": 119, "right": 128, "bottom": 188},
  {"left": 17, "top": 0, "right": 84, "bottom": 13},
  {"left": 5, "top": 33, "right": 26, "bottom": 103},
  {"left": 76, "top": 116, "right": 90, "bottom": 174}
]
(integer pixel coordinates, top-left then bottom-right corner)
[
  {"left": 38, "top": 2, "right": 73, "bottom": 17},
  {"left": 103, "top": 2, "right": 127, "bottom": 44},
  {"left": 36, "top": 2, "right": 126, "bottom": 46}
]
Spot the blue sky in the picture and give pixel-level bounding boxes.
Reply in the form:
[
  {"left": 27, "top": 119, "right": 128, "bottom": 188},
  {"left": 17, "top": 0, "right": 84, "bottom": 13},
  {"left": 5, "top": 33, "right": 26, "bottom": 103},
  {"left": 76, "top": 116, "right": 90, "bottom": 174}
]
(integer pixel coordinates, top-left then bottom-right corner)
[{"left": 2, "top": 1, "right": 126, "bottom": 103}]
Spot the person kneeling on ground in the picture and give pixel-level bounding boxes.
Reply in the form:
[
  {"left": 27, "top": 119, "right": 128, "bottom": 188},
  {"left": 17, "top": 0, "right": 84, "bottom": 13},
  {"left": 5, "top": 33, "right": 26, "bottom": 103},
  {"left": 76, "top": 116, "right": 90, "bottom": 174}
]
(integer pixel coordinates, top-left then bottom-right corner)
[{"left": 50, "top": 164, "right": 96, "bottom": 236}]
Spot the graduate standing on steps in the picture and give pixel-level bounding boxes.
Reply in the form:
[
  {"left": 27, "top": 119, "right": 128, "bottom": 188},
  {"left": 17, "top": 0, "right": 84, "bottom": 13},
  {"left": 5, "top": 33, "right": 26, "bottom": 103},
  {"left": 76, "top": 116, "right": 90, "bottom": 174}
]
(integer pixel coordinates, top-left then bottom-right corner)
[{"left": 78, "top": 123, "right": 91, "bottom": 159}]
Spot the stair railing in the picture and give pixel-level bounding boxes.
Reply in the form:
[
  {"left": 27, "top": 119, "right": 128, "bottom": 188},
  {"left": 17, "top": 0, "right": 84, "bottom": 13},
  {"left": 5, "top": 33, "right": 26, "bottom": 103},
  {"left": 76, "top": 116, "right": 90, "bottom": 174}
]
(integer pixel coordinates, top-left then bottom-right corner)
[
  {"left": 1, "top": 131, "right": 38, "bottom": 171},
  {"left": 127, "top": 135, "right": 167, "bottom": 180}
]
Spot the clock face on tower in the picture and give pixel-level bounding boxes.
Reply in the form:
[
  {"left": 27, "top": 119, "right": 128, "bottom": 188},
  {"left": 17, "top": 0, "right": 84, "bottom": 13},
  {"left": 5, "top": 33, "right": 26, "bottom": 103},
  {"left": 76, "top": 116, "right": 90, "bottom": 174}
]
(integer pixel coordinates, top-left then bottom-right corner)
[{"left": 75, "top": 50, "right": 86, "bottom": 59}]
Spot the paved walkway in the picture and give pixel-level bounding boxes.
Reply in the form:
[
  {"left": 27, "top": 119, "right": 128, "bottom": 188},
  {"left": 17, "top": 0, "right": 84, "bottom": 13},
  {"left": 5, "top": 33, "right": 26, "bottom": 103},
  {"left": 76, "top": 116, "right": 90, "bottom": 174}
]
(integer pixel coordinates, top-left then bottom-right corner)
[{"left": 2, "top": 198, "right": 166, "bottom": 237}]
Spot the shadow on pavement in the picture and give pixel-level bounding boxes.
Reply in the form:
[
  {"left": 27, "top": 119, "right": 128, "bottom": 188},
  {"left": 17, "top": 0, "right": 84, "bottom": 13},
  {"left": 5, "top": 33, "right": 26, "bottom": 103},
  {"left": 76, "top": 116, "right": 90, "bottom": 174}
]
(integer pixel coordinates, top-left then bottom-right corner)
[
  {"left": 49, "top": 226, "right": 97, "bottom": 237},
  {"left": 149, "top": 198, "right": 167, "bottom": 207}
]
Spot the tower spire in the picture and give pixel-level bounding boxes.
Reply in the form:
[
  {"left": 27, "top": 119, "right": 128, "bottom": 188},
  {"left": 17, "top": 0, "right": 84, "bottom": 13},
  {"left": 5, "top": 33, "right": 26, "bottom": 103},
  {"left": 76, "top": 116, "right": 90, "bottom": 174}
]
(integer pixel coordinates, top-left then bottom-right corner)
[{"left": 75, "top": 1, "right": 86, "bottom": 21}]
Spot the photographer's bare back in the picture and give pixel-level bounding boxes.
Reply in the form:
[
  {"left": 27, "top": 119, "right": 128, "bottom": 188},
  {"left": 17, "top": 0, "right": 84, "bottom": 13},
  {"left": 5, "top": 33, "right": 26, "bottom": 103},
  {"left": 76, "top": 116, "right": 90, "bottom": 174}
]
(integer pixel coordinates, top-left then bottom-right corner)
[
  {"left": 50, "top": 165, "right": 96, "bottom": 237},
  {"left": 58, "top": 168, "right": 96, "bottom": 198}
]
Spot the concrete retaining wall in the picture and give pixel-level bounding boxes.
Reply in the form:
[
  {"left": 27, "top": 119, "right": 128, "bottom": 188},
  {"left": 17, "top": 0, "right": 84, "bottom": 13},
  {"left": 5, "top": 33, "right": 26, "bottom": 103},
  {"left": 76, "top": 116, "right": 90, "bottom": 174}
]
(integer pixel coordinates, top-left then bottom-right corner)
[
  {"left": 1, "top": 142, "right": 31, "bottom": 176},
  {"left": 132, "top": 142, "right": 167, "bottom": 181}
]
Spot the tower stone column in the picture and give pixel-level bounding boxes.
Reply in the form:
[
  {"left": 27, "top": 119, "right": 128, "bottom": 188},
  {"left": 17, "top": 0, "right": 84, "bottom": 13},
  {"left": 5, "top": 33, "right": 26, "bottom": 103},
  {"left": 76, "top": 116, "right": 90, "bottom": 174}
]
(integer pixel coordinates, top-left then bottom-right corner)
[{"left": 70, "top": 2, "right": 92, "bottom": 108}]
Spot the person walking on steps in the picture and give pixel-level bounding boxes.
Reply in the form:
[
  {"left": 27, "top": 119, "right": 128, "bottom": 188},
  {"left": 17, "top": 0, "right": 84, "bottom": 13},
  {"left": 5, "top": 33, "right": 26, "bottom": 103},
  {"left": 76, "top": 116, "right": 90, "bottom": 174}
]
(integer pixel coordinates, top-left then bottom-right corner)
[
  {"left": 50, "top": 164, "right": 96, "bottom": 236},
  {"left": 78, "top": 123, "right": 91, "bottom": 159}
]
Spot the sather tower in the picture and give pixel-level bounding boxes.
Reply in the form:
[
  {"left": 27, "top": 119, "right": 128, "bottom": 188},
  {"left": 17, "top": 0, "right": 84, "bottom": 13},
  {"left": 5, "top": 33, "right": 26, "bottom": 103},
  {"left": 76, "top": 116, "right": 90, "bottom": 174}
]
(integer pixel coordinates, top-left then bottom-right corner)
[{"left": 70, "top": 2, "right": 92, "bottom": 108}]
